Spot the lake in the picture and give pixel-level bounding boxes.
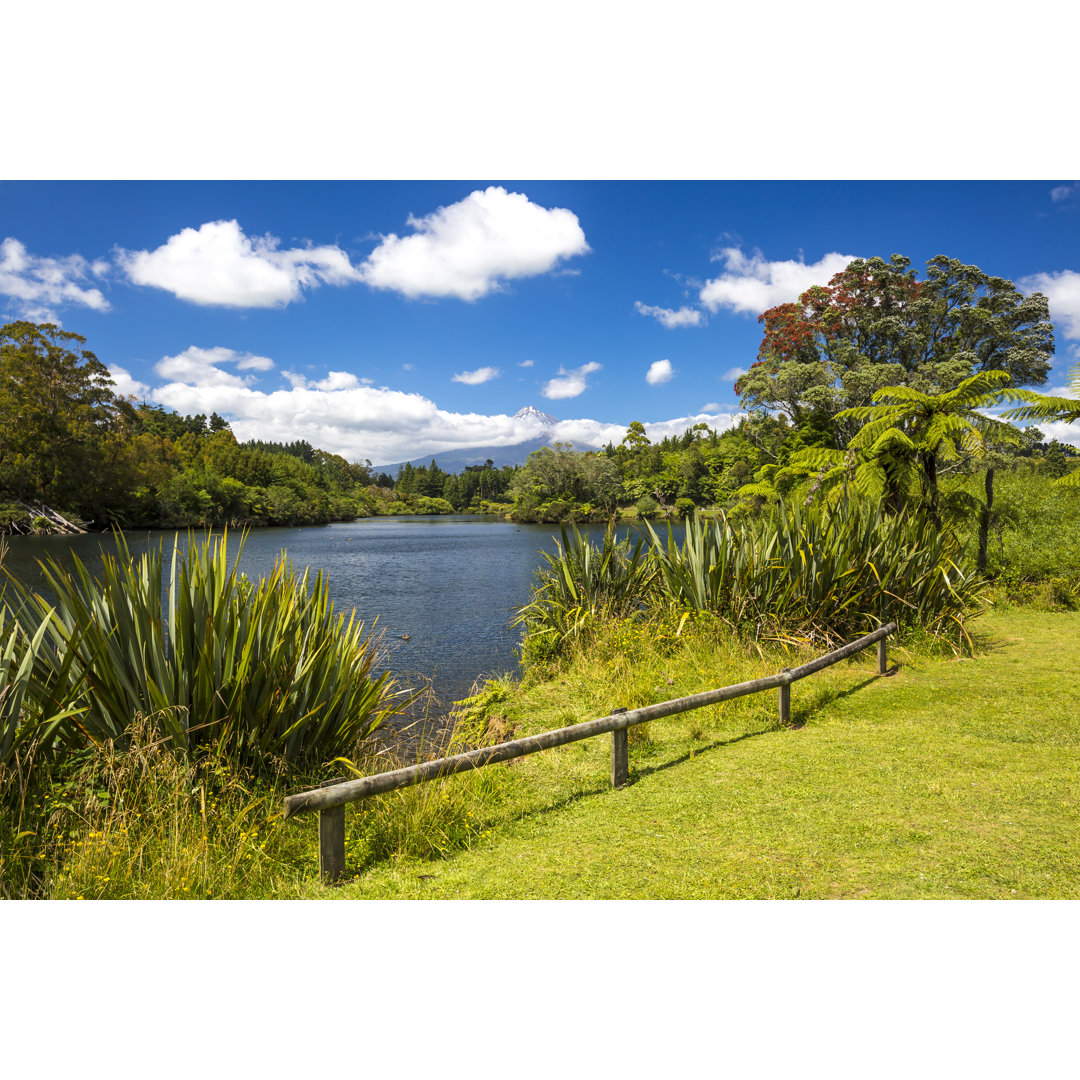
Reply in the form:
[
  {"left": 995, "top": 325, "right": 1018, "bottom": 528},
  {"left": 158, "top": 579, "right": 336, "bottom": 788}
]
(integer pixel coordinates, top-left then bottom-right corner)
[{"left": 1, "top": 516, "right": 666, "bottom": 710}]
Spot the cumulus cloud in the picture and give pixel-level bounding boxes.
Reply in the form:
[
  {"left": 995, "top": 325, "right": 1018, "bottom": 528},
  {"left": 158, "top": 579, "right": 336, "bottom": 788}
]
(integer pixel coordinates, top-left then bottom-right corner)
[
  {"left": 131, "top": 344, "right": 747, "bottom": 463},
  {"left": 452, "top": 366, "right": 500, "bottom": 385},
  {"left": 1038, "top": 419, "right": 1080, "bottom": 448},
  {"left": 0, "top": 237, "right": 110, "bottom": 323},
  {"left": 634, "top": 301, "right": 704, "bottom": 328},
  {"left": 236, "top": 354, "right": 275, "bottom": 372},
  {"left": 542, "top": 361, "right": 601, "bottom": 400},
  {"left": 1050, "top": 183, "right": 1079, "bottom": 203},
  {"left": 283, "top": 370, "right": 369, "bottom": 391},
  {"left": 1019, "top": 269, "right": 1080, "bottom": 342},
  {"left": 116, "top": 220, "right": 362, "bottom": 308},
  {"left": 313, "top": 372, "right": 363, "bottom": 391},
  {"left": 145, "top": 365, "right": 552, "bottom": 464},
  {"left": 358, "top": 187, "right": 589, "bottom": 301},
  {"left": 155, "top": 346, "right": 274, "bottom": 389},
  {"left": 519, "top": 359, "right": 534, "bottom": 368},
  {"left": 551, "top": 411, "right": 742, "bottom": 450},
  {"left": 646, "top": 359, "right": 675, "bottom": 385},
  {"left": 699, "top": 247, "right": 858, "bottom": 315},
  {"left": 107, "top": 364, "right": 150, "bottom": 399}
]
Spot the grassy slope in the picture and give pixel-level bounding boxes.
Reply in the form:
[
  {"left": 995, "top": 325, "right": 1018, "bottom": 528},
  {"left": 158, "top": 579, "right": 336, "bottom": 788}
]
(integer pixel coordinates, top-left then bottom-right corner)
[{"left": 333, "top": 609, "right": 1079, "bottom": 899}]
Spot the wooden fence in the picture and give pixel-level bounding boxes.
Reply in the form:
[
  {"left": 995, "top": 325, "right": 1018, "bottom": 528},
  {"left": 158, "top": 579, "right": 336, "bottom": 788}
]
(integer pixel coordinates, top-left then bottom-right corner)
[{"left": 284, "top": 622, "right": 897, "bottom": 881}]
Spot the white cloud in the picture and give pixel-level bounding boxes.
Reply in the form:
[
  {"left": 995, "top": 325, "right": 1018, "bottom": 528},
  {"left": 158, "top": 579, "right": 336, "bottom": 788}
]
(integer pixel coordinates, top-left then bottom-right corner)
[
  {"left": 542, "top": 361, "right": 601, "bottom": 400},
  {"left": 452, "top": 366, "right": 500, "bottom": 385},
  {"left": 117, "top": 220, "right": 361, "bottom": 308},
  {"left": 1042, "top": 381, "right": 1079, "bottom": 399},
  {"left": 634, "top": 301, "right": 704, "bottom": 328},
  {"left": 701, "top": 402, "right": 721, "bottom": 412},
  {"left": 0, "top": 237, "right": 110, "bottom": 322},
  {"left": 1038, "top": 419, "right": 1080, "bottom": 448},
  {"left": 721, "top": 365, "right": 748, "bottom": 382},
  {"left": 283, "top": 370, "right": 367, "bottom": 391},
  {"left": 551, "top": 411, "right": 742, "bottom": 450},
  {"left": 107, "top": 364, "right": 150, "bottom": 399},
  {"left": 313, "top": 371, "right": 362, "bottom": 391},
  {"left": 646, "top": 359, "right": 675, "bottom": 385},
  {"left": 699, "top": 247, "right": 858, "bottom": 315},
  {"left": 147, "top": 372, "right": 552, "bottom": 465},
  {"left": 236, "top": 354, "right": 275, "bottom": 372},
  {"left": 519, "top": 359, "right": 534, "bottom": 368},
  {"left": 402, "top": 363, "right": 414, "bottom": 371},
  {"left": 1050, "top": 183, "right": 1079, "bottom": 203},
  {"left": 358, "top": 187, "right": 589, "bottom": 301},
  {"left": 155, "top": 346, "right": 273, "bottom": 389},
  {"left": 1018, "top": 269, "right": 1080, "bottom": 341},
  {"left": 133, "top": 344, "right": 745, "bottom": 463}
]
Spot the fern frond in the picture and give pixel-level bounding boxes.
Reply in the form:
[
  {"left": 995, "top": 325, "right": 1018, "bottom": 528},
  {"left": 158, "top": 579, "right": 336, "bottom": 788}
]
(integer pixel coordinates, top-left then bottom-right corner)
[
  {"left": 1000, "top": 391, "right": 1080, "bottom": 423},
  {"left": 871, "top": 385, "right": 933, "bottom": 405}
]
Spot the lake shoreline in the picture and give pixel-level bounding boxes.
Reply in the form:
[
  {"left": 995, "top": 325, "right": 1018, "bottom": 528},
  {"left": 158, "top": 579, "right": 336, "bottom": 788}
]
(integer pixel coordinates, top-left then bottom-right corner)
[{"left": 4, "top": 515, "right": 654, "bottom": 708}]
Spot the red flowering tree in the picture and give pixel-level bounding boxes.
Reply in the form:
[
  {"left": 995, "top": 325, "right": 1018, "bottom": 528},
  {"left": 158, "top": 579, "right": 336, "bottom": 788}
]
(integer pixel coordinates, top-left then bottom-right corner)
[{"left": 735, "top": 254, "right": 1054, "bottom": 441}]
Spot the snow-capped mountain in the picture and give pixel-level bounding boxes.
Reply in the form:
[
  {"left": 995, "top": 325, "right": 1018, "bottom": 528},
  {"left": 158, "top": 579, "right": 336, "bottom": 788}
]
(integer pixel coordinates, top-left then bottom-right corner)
[
  {"left": 512, "top": 405, "right": 559, "bottom": 428},
  {"left": 373, "top": 405, "right": 600, "bottom": 474}
]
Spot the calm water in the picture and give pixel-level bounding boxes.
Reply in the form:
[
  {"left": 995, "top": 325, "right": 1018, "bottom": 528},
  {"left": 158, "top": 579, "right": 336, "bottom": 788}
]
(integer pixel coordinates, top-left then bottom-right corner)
[{"left": 1, "top": 516, "right": 666, "bottom": 707}]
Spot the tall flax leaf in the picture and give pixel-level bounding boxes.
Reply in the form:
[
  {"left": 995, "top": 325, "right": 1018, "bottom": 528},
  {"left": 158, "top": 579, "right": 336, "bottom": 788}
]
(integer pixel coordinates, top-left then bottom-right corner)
[
  {"left": 513, "top": 523, "right": 655, "bottom": 654},
  {"left": 647, "top": 502, "right": 987, "bottom": 646},
  {"left": 5, "top": 531, "right": 406, "bottom": 768}
]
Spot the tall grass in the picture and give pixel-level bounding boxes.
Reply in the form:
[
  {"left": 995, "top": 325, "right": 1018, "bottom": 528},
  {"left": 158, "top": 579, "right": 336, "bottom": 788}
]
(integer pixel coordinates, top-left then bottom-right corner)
[
  {"left": 647, "top": 502, "right": 988, "bottom": 646},
  {"left": 513, "top": 500, "right": 989, "bottom": 662},
  {"left": 0, "top": 607, "right": 86, "bottom": 770},
  {"left": 513, "top": 523, "right": 655, "bottom": 662},
  {"left": 0, "top": 531, "right": 523, "bottom": 896},
  {"left": 3, "top": 530, "right": 404, "bottom": 771},
  {"left": 959, "top": 468, "right": 1080, "bottom": 607}
]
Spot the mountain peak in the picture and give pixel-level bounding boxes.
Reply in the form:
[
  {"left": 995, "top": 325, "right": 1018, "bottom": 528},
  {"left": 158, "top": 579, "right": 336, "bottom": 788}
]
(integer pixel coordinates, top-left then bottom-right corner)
[{"left": 513, "top": 405, "right": 559, "bottom": 427}]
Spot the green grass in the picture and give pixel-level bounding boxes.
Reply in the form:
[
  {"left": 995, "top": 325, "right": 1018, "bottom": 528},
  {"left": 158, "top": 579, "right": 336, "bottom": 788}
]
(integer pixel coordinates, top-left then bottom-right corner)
[
  {"left": 8, "top": 607, "right": 1076, "bottom": 899},
  {"left": 325, "top": 608, "right": 1080, "bottom": 899}
]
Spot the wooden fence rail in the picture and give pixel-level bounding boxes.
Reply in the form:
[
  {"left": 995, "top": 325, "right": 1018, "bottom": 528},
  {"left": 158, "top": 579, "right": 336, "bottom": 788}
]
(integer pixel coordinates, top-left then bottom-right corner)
[{"left": 285, "top": 622, "right": 897, "bottom": 881}]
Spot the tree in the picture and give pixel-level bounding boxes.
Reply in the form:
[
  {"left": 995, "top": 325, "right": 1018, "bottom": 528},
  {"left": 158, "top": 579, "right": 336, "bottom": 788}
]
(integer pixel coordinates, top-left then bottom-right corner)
[
  {"left": 742, "top": 433, "right": 922, "bottom": 515},
  {"left": 1002, "top": 361, "right": 1080, "bottom": 486},
  {"left": 836, "top": 371, "right": 1021, "bottom": 562},
  {"left": 736, "top": 255, "right": 1054, "bottom": 439},
  {"left": 1044, "top": 440, "right": 1070, "bottom": 479},
  {"left": 0, "top": 321, "right": 121, "bottom": 510}
]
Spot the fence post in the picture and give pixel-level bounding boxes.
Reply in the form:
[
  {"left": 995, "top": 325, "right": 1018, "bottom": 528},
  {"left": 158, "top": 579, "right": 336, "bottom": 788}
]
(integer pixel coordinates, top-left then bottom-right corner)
[
  {"left": 877, "top": 635, "right": 888, "bottom": 675},
  {"left": 611, "top": 708, "right": 629, "bottom": 788},
  {"left": 319, "top": 806, "right": 345, "bottom": 883},
  {"left": 779, "top": 670, "right": 791, "bottom": 726}
]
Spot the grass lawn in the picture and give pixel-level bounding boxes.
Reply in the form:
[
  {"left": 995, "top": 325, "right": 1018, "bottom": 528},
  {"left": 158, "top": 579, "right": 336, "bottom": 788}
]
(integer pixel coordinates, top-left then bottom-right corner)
[{"left": 327, "top": 608, "right": 1079, "bottom": 899}]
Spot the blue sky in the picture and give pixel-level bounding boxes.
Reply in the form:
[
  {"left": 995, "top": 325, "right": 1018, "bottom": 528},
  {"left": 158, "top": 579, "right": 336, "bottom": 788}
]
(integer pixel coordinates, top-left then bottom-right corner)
[{"left": 4, "top": 180, "right": 1080, "bottom": 463}]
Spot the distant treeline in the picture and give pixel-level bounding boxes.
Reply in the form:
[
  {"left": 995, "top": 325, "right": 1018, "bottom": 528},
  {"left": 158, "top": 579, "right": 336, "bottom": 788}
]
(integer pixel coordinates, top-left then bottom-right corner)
[{"left": 4, "top": 248, "right": 1079, "bottom": 537}]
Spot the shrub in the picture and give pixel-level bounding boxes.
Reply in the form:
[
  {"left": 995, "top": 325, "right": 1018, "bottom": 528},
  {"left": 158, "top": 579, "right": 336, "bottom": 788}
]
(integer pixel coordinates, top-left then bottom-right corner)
[
  {"left": 513, "top": 523, "right": 656, "bottom": 661},
  {"left": 413, "top": 496, "right": 455, "bottom": 515},
  {"left": 647, "top": 501, "right": 988, "bottom": 648},
  {"left": 4, "top": 531, "right": 406, "bottom": 773}
]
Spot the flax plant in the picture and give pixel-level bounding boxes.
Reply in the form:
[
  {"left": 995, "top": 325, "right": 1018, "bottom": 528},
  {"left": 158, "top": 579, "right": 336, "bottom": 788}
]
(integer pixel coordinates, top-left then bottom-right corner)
[
  {"left": 646, "top": 501, "right": 987, "bottom": 647},
  {"left": 512, "top": 523, "right": 655, "bottom": 659},
  {"left": 0, "top": 608, "right": 87, "bottom": 769},
  {"left": 6, "top": 531, "right": 406, "bottom": 770}
]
